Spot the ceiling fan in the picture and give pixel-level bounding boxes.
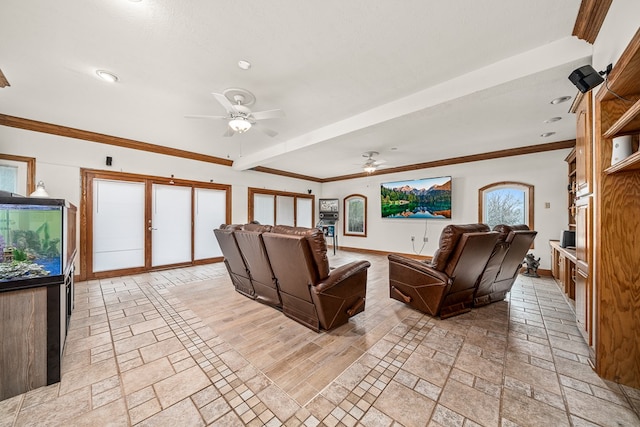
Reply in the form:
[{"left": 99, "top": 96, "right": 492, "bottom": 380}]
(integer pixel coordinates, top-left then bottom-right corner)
[
  {"left": 185, "top": 88, "right": 284, "bottom": 137},
  {"left": 362, "top": 151, "right": 386, "bottom": 173}
]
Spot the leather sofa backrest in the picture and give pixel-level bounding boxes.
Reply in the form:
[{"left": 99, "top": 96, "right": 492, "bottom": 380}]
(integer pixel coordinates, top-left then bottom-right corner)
[
  {"left": 214, "top": 228, "right": 247, "bottom": 276},
  {"left": 493, "top": 223, "right": 530, "bottom": 244},
  {"left": 262, "top": 232, "right": 317, "bottom": 301},
  {"left": 270, "top": 225, "right": 330, "bottom": 280},
  {"left": 431, "top": 223, "right": 490, "bottom": 272},
  {"left": 243, "top": 223, "right": 272, "bottom": 233},
  {"left": 444, "top": 231, "right": 500, "bottom": 286},
  {"left": 494, "top": 227, "right": 537, "bottom": 282},
  {"left": 234, "top": 230, "right": 274, "bottom": 288},
  {"left": 476, "top": 224, "right": 527, "bottom": 288}
]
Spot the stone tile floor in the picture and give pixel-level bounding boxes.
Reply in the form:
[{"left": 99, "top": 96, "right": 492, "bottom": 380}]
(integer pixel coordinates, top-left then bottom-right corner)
[{"left": 1, "top": 252, "right": 639, "bottom": 426}]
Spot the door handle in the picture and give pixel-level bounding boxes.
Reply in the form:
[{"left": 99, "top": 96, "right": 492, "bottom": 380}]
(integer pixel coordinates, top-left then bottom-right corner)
[{"left": 148, "top": 227, "right": 157, "bottom": 231}]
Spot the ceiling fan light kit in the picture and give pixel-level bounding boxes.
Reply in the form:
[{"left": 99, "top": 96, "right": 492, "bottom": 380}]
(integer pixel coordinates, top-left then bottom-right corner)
[
  {"left": 185, "top": 87, "right": 283, "bottom": 137},
  {"left": 363, "top": 165, "right": 377, "bottom": 174},
  {"left": 229, "top": 117, "right": 252, "bottom": 133},
  {"left": 362, "top": 151, "right": 386, "bottom": 173}
]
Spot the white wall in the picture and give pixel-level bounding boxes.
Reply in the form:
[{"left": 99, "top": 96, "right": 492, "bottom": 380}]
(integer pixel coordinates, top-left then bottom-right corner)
[
  {"left": 0, "top": 126, "right": 322, "bottom": 222},
  {"left": 592, "top": 0, "right": 640, "bottom": 71},
  {"left": 322, "top": 149, "right": 570, "bottom": 270},
  {"left": 0, "top": 126, "right": 323, "bottom": 274},
  {"left": 1, "top": 125, "right": 570, "bottom": 272}
]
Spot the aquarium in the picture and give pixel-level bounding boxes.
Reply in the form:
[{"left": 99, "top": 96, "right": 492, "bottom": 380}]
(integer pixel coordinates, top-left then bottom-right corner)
[{"left": 0, "top": 197, "right": 67, "bottom": 283}]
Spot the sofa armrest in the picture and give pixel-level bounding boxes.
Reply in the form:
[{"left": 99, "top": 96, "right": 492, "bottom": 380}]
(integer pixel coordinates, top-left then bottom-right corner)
[
  {"left": 315, "top": 260, "right": 370, "bottom": 292},
  {"left": 388, "top": 254, "right": 451, "bottom": 285}
]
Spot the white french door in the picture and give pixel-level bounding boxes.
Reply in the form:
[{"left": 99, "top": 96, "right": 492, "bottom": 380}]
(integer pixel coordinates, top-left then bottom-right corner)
[
  {"left": 92, "top": 179, "right": 146, "bottom": 272},
  {"left": 85, "top": 170, "right": 230, "bottom": 278},
  {"left": 151, "top": 184, "right": 192, "bottom": 267},
  {"left": 194, "top": 188, "right": 226, "bottom": 260}
]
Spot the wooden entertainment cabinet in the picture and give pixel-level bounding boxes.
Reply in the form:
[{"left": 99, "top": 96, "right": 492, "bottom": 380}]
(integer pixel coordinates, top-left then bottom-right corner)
[{"left": 553, "top": 28, "right": 640, "bottom": 388}]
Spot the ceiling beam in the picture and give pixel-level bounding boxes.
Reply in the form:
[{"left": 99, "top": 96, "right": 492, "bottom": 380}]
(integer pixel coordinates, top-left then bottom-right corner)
[{"left": 232, "top": 36, "right": 592, "bottom": 171}]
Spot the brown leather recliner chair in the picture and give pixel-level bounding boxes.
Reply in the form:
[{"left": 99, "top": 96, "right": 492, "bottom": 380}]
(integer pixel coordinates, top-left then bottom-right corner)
[
  {"left": 213, "top": 224, "right": 255, "bottom": 298},
  {"left": 473, "top": 224, "right": 537, "bottom": 307},
  {"left": 388, "top": 223, "right": 499, "bottom": 318},
  {"left": 262, "top": 225, "right": 370, "bottom": 331},
  {"left": 234, "top": 224, "right": 282, "bottom": 308}
]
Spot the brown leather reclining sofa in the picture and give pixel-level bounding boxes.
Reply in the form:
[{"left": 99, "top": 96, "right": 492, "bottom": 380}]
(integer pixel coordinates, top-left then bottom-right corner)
[
  {"left": 388, "top": 223, "right": 537, "bottom": 318},
  {"left": 214, "top": 224, "right": 370, "bottom": 332},
  {"left": 388, "top": 223, "right": 499, "bottom": 318},
  {"left": 473, "top": 224, "right": 537, "bottom": 307}
]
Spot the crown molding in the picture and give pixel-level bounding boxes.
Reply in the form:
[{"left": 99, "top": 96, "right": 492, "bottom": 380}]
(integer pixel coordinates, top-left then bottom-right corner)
[
  {"left": 321, "top": 140, "right": 576, "bottom": 182},
  {"left": 1, "top": 114, "right": 575, "bottom": 184},
  {"left": 0, "top": 114, "right": 233, "bottom": 167},
  {"left": 572, "top": 0, "right": 613, "bottom": 44}
]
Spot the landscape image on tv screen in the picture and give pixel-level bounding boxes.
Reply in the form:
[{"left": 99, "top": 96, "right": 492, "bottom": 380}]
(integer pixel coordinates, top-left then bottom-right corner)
[{"left": 381, "top": 176, "right": 452, "bottom": 219}]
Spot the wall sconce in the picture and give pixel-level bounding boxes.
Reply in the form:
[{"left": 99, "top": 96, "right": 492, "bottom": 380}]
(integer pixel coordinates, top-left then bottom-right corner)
[{"left": 30, "top": 180, "right": 50, "bottom": 198}]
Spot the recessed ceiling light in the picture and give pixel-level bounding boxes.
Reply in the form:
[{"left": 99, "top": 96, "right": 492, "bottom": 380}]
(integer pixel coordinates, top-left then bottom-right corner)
[
  {"left": 238, "top": 60, "right": 251, "bottom": 70},
  {"left": 550, "top": 96, "right": 571, "bottom": 105},
  {"left": 544, "top": 117, "right": 562, "bottom": 123},
  {"left": 96, "top": 70, "right": 119, "bottom": 83},
  {"left": 540, "top": 132, "right": 556, "bottom": 138}
]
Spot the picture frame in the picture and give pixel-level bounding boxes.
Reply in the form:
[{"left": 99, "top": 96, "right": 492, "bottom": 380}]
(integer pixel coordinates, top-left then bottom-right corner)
[{"left": 344, "top": 194, "right": 367, "bottom": 237}]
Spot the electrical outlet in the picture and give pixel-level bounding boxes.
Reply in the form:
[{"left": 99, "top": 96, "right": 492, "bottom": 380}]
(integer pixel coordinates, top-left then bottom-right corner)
[
  {"left": 411, "top": 236, "right": 415, "bottom": 242},
  {"left": 423, "top": 237, "right": 428, "bottom": 242}
]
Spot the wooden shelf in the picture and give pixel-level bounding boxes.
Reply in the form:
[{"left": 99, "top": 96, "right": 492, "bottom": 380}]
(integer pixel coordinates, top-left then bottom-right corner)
[
  {"left": 604, "top": 149, "right": 640, "bottom": 174},
  {"left": 603, "top": 98, "right": 640, "bottom": 139}
]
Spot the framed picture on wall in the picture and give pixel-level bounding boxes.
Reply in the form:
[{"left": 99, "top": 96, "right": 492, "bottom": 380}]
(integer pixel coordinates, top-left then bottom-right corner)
[{"left": 344, "top": 194, "right": 367, "bottom": 237}]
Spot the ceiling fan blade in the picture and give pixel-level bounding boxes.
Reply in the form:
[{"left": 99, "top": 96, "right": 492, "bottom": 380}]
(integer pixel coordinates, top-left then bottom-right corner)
[
  {"left": 253, "top": 122, "right": 278, "bottom": 137},
  {"left": 212, "top": 92, "right": 235, "bottom": 112},
  {"left": 251, "top": 109, "right": 285, "bottom": 120},
  {"left": 184, "top": 114, "right": 227, "bottom": 120},
  {"left": 373, "top": 159, "right": 387, "bottom": 165},
  {"left": 222, "top": 126, "right": 235, "bottom": 137}
]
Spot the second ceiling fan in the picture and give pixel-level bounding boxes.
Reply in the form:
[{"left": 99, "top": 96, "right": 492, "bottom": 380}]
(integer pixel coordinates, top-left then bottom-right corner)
[{"left": 186, "top": 88, "right": 284, "bottom": 137}]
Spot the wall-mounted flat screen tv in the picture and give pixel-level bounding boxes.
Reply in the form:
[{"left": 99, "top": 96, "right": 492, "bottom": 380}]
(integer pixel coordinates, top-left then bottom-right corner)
[{"left": 381, "top": 176, "right": 451, "bottom": 219}]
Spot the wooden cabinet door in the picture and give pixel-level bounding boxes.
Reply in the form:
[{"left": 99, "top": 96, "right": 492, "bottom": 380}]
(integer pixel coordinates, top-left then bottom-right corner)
[
  {"left": 558, "top": 253, "right": 566, "bottom": 290},
  {"left": 575, "top": 196, "right": 592, "bottom": 265},
  {"left": 575, "top": 262, "right": 591, "bottom": 345},
  {"left": 575, "top": 94, "right": 593, "bottom": 197}
]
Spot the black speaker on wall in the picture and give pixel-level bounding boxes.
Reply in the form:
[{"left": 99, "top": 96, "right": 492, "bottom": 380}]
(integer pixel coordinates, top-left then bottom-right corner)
[{"left": 568, "top": 65, "right": 604, "bottom": 93}]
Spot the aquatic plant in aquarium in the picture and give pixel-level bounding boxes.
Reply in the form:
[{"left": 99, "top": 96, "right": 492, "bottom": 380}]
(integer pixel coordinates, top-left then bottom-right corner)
[{"left": 0, "top": 201, "right": 63, "bottom": 282}]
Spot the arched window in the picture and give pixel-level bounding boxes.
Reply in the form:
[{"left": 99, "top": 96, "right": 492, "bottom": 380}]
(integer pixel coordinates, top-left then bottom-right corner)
[{"left": 478, "top": 181, "right": 534, "bottom": 230}]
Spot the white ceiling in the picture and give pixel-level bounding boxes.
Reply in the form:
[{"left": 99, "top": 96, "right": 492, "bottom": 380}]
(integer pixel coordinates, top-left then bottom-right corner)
[{"left": 0, "top": 0, "right": 592, "bottom": 180}]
